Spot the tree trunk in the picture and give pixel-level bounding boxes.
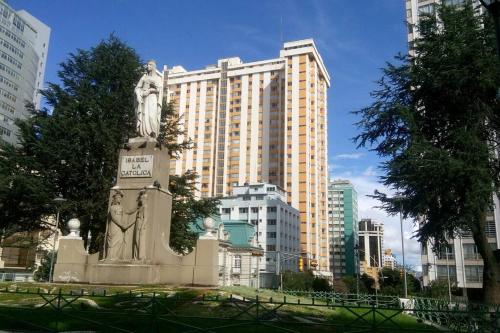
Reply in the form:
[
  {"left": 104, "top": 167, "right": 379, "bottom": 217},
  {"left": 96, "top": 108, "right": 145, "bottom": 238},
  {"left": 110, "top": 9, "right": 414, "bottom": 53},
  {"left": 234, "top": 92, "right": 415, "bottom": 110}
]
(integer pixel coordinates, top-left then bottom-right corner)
[{"left": 471, "top": 209, "right": 500, "bottom": 305}]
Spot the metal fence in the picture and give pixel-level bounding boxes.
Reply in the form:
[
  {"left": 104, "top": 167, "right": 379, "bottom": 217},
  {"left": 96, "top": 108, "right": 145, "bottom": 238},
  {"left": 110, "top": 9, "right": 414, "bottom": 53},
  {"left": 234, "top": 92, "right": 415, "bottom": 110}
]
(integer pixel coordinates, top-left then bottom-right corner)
[
  {"left": 282, "top": 290, "right": 402, "bottom": 308},
  {"left": 0, "top": 287, "right": 498, "bottom": 332}
]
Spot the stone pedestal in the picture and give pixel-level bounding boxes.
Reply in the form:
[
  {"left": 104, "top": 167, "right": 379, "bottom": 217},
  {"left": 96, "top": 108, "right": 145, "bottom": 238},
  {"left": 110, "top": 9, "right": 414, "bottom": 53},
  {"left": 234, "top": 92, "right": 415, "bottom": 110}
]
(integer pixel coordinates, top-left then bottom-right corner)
[{"left": 53, "top": 138, "right": 219, "bottom": 286}]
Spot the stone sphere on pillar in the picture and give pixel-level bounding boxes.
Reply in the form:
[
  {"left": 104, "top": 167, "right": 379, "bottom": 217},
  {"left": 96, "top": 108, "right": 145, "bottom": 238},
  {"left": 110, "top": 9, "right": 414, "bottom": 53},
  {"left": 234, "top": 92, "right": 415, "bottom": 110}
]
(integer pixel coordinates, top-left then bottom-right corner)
[{"left": 67, "top": 218, "right": 81, "bottom": 238}]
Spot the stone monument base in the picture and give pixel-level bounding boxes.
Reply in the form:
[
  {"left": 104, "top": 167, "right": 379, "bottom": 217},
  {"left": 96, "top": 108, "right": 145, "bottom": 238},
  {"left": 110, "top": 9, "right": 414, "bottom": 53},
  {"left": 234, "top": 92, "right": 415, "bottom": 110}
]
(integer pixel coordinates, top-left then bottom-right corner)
[
  {"left": 53, "top": 236, "right": 219, "bottom": 285},
  {"left": 53, "top": 136, "right": 220, "bottom": 286}
]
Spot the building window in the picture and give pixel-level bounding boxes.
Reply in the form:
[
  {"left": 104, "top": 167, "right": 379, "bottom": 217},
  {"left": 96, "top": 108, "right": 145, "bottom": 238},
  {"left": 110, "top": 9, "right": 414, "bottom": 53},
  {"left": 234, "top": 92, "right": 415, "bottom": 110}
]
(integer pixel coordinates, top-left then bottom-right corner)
[
  {"left": 465, "top": 265, "right": 483, "bottom": 283},
  {"left": 268, "top": 232, "right": 277, "bottom": 238},
  {"left": 463, "top": 244, "right": 481, "bottom": 260},
  {"left": 267, "top": 219, "right": 276, "bottom": 225},
  {"left": 436, "top": 265, "right": 457, "bottom": 282},
  {"left": 267, "top": 245, "right": 276, "bottom": 251},
  {"left": 234, "top": 255, "right": 241, "bottom": 269},
  {"left": 239, "top": 207, "right": 248, "bottom": 213},
  {"left": 221, "top": 208, "right": 230, "bottom": 214},
  {"left": 267, "top": 207, "right": 277, "bottom": 213}
]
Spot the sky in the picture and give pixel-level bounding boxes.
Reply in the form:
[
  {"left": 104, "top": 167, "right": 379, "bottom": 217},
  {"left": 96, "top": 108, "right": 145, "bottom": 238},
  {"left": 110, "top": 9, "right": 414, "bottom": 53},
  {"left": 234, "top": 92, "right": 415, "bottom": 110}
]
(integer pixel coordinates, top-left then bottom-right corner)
[{"left": 10, "top": 0, "right": 421, "bottom": 270}]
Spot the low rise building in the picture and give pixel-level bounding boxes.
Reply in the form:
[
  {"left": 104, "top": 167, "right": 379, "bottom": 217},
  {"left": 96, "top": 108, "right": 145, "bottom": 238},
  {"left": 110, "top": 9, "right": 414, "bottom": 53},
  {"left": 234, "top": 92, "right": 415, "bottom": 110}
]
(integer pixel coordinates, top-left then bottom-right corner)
[
  {"left": 193, "top": 216, "right": 263, "bottom": 287},
  {"left": 219, "top": 183, "right": 301, "bottom": 287}
]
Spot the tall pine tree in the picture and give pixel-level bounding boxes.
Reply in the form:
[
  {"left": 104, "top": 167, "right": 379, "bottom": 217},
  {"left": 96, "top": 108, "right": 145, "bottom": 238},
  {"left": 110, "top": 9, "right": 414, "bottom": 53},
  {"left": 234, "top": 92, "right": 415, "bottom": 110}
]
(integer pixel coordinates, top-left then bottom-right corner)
[{"left": 355, "top": 2, "right": 500, "bottom": 303}]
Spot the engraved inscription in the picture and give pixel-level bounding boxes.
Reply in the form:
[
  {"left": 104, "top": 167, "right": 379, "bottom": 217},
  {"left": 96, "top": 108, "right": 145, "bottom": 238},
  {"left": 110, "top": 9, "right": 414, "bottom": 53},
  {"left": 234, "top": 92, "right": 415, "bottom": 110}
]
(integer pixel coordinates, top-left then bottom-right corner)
[{"left": 120, "top": 155, "right": 154, "bottom": 178}]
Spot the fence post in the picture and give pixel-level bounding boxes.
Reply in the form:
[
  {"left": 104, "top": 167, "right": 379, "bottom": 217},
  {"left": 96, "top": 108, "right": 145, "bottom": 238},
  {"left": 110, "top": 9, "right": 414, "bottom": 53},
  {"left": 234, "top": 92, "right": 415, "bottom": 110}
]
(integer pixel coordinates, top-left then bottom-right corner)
[
  {"left": 371, "top": 304, "right": 376, "bottom": 331},
  {"left": 256, "top": 295, "right": 259, "bottom": 321}
]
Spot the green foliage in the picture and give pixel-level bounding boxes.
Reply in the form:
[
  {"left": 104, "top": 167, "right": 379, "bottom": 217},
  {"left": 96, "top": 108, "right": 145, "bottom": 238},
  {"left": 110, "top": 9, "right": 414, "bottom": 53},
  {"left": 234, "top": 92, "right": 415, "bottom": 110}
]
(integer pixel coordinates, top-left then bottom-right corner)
[
  {"left": 311, "top": 277, "right": 331, "bottom": 292},
  {"left": 282, "top": 271, "right": 315, "bottom": 291},
  {"left": 157, "top": 102, "right": 193, "bottom": 158},
  {"left": 378, "top": 267, "right": 421, "bottom": 296},
  {"left": 33, "top": 250, "right": 56, "bottom": 282},
  {"left": 0, "top": 35, "right": 142, "bottom": 247},
  {"left": 341, "top": 275, "right": 358, "bottom": 293},
  {"left": 422, "top": 279, "right": 458, "bottom": 299},
  {"left": 360, "top": 273, "right": 375, "bottom": 294},
  {"left": 168, "top": 170, "right": 219, "bottom": 254},
  {"left": 354, "top": 2, "right": 500, "bottom": 302}
]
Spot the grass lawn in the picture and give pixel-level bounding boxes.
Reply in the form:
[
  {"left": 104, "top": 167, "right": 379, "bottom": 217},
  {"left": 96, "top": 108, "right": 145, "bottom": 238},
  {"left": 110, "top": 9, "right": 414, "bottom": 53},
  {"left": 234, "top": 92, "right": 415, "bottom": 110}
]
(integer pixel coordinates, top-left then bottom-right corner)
[{"left": 0, "top": 282, "right": 439, "bottom": 332}]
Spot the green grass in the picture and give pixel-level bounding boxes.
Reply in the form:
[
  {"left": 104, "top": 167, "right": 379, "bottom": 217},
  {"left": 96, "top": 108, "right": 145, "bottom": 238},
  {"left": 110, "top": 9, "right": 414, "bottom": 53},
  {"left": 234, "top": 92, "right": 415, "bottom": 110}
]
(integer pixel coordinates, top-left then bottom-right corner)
[{"left": 0, "top": 282, "right": 439, "bottom": 332}]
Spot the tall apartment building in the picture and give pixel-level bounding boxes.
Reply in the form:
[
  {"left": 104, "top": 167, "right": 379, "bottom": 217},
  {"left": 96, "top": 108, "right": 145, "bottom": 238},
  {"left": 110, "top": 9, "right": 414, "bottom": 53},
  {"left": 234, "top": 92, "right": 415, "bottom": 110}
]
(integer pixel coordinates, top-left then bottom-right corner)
[
  {"left": 164, "top": 39, "right": 331, "bottom": 271},
  {"left": 0, "top": 0, "right": 50, "bottom": 144},
  {"left": 358, "top": 219, "right": 384, "bottom": 274},
  {"left": 218, "top": 183, "right": 300, "bottom": 287},
  {"left": 405, "top": 0, "right": 499, "bottom": 294},
  {"left": 406, "top": 0, "right": 484, "bottom": 45},
  {"left": 327, "top": 179, "right": 358, "bottom": 278}
]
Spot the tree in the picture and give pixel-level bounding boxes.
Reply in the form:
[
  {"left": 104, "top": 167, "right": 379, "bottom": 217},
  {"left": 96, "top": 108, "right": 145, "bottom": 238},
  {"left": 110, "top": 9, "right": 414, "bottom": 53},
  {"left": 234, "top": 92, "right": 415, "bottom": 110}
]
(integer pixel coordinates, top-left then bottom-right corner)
[
  {"left": 378, "top": 267, "right": 421, "bottom": 296},
  {"left": 0, "top": 35, "right": 219, "bottom": 256},
  {"left": 355, "top": 2, "right": 500, "bottom": 303},
  {"left": 360, "top": 273, "right": 375, "bottom": 294},
  {"left": 33, "top": 250, "right": 56, "bottom": 282},
  {"left": 169, "top": 170, "right": 219, "bottom": 253},
  {"left": 312, "top": 277, "right": 332, "bottom": 292},
  {"left": 282, "top": 271, "right": 315, "bottom": 290},
  {"left": 0, "top": 35, "right": 142, "bottom": 247}
]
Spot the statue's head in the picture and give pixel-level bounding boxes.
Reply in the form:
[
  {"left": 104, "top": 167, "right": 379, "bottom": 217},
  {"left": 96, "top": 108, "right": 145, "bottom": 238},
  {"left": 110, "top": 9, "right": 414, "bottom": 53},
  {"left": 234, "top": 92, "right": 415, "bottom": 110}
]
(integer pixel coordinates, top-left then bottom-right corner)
[
  {"left": 146, "top": 60, "right": 156, "bottom": 73},
  {"left": 112, "top": 189, "right": 124, "bottom": 204}
]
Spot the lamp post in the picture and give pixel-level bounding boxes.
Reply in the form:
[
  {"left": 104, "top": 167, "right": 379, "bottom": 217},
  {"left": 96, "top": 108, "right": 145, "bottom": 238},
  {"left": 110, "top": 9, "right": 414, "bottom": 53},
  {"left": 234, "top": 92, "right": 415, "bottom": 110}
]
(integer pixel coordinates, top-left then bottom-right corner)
[
  {"left": 392, "top": 195, "right": 408, "bottom": 298},
  {"left": 48, "top": 195, "right": 66, "bottom": 283},
  {"left": 400, "top": 205, "right": 408, "bottom": 298},
  {"left": 354, "top": 244, "right": 360, "bottom": 298},
  {"left": 479, "top": 0, "right": 500, "bottom": 62}
]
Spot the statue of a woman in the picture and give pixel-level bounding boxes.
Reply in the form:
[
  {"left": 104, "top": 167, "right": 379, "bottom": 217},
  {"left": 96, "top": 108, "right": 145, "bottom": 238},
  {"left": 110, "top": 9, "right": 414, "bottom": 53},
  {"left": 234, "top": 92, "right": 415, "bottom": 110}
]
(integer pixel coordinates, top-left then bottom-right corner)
[
  {"left": 135, "top": 60, "right": 163, "bottom": 138},
  {"left": 105, "top": 190, "right": 137, "bottom": 260}
]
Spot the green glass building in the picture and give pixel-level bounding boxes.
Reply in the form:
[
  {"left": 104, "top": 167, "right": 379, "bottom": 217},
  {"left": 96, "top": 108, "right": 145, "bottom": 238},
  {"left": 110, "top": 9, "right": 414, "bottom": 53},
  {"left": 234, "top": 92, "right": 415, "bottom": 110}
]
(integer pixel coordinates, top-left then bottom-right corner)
[{"left": 328, "top": 179, "right": 358, "bottom": 278}]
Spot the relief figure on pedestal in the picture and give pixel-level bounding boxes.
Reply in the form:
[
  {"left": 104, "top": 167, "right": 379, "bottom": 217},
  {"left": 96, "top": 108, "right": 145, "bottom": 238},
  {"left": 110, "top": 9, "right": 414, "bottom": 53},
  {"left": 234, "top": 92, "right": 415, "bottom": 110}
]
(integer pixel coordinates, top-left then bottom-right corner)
[
  {"left": 133, "top": 189, "right": 148, "bottom": 260},
  {"left": 105, "top": 190, "right": 137, "bottom": 260},
  {"left": 135, "top": 60, "right": 163, "bottom": 138}
]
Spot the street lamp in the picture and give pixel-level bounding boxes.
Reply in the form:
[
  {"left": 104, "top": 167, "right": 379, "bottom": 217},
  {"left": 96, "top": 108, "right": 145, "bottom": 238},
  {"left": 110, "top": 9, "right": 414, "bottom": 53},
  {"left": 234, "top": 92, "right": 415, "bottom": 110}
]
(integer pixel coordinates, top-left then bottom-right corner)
[
  {"left": 479, "top": 0, "right": 500, "bottom": 61},
  {"left": 393, "top": 195, "right": 408, "bottom": 298},
  {"left": 354, "top": 244, "right": 360, "bottom": 298},
  {"left": 48, "top": 195, "right": 66, "bottom": 283}
]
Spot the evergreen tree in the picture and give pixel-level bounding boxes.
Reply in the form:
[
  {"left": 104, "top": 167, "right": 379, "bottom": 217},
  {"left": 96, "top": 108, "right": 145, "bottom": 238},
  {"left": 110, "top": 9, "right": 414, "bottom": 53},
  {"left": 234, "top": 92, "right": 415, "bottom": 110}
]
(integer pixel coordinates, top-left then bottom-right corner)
[{"left": 355, "top": 2, "right": 500, "bottom": 303}]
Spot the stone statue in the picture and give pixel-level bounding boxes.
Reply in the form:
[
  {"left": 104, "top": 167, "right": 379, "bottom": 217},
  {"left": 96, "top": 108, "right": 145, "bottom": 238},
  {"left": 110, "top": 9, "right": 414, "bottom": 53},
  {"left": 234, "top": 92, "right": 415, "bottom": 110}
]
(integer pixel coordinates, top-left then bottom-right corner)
[
  {"left": 135, "top": 60, "right": 163, "bottom": 138},
  {"left": 133, "top": 189, "right": 147, "bottom": 260},
  {"left": 105, "top": 190, "right": 137, "bottom": 260}
]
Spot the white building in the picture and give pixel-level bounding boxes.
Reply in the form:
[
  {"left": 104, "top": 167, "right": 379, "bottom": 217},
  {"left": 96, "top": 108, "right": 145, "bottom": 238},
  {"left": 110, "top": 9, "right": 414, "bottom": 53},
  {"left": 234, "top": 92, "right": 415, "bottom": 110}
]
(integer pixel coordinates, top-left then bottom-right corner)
[
  {"left": 358, "top": 219, "right": 384, "bottom": 274},
  {"left": 219, "top": 183, "right": 301, "bottom": 287},
  {"left": 0, "top": 0, "right": 50, "bottom": 145},
  {"left": 406, "top": 0, "right": 484, "bottom": 47}
]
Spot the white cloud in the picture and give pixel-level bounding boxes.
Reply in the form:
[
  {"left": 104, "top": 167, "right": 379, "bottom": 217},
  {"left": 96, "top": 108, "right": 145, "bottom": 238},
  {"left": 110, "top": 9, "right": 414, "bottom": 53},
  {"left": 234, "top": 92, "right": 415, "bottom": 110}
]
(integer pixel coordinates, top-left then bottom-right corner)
[
  {"left": 334, "top": 168, "right": 422, "bottom": 271},
  {"left": 334, "top": 153, "right": 364, "bottom": 160},
  {"left": 328, "top": 164, "right": 343, "bottom": 172},
  {"left": 362, "top": 166, "right": 377, "bottom": 177}
]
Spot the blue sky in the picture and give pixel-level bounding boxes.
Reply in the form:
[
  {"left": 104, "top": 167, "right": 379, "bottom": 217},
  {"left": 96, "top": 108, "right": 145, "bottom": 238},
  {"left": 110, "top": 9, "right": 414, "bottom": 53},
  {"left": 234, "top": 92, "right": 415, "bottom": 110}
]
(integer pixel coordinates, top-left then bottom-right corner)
[{"left": 11, "top": 0, "right": 421, "bottom": 269}]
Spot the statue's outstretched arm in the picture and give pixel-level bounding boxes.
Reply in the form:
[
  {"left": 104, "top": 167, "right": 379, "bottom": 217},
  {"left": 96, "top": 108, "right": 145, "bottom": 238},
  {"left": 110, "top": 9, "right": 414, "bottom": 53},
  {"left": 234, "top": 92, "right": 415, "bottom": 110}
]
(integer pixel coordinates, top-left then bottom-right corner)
[{"left": 134, "top": 76, "right": 145, "bottom": 104}]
